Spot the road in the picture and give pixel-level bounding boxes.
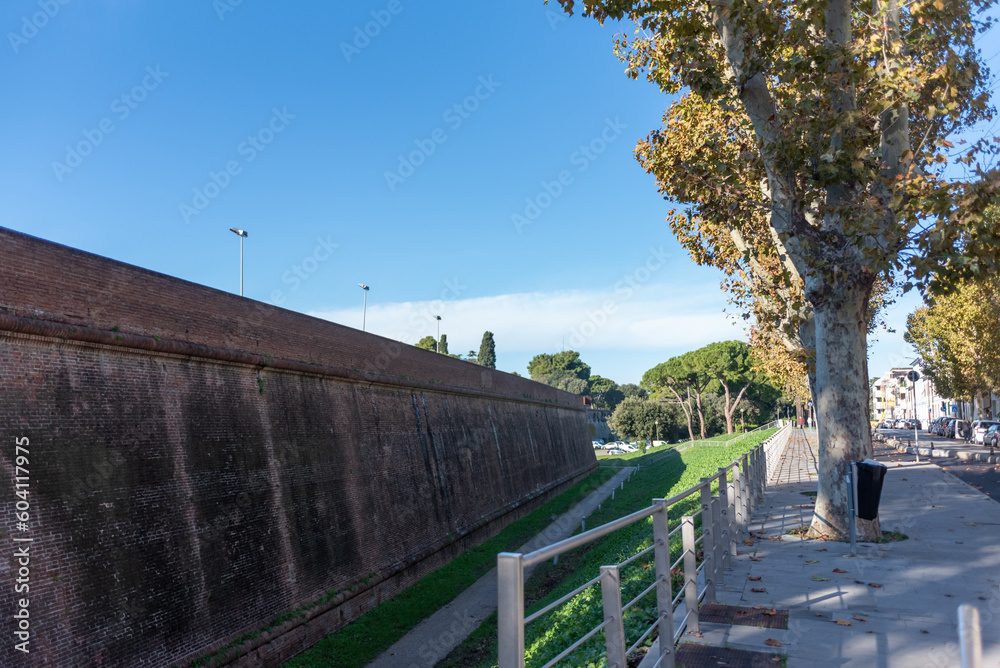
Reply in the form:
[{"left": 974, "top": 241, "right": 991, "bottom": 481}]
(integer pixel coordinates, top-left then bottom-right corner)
[{"left": 875, "top": 428, "right": 1000, "bottom": 502}]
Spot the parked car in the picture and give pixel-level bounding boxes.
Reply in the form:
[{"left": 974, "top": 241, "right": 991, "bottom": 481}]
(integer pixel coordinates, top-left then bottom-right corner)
[
  {"left": 894, "top": 419, "right": 907, "bottom": 429},
  {"left": 984, "top": 424, "right": 1000, "bottom": 450},
  {"left": 971, "top": 420, "right": 1000, "bottom": 445},
  {"left": 905, "top": 419, "right": 922, "bottom": 430},
  {"left": 929, "top": 417, "right": 946, "bottom": 435},
  {"left": 605, "top": 448, "right": 626, "bottom": 455}
]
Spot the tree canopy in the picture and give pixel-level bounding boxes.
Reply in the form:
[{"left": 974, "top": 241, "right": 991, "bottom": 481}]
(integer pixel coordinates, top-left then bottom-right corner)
[
  {"left": 905, "top": 269, "right": 1000, "bottom": 406},
  {"left": 415, "top": 336, "right": 437, "bottom": 352},
  {"left": 559, "top": 0, "right": 998, "bottom": 540}
]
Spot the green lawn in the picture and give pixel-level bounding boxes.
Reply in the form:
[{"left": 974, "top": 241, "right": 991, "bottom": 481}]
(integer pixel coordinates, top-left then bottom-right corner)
[{"left": 442, "top": 429, "right": 778, "bottom": 668}]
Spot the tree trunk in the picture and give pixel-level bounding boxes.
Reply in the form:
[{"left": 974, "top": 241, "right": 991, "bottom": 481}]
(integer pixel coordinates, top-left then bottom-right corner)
[
  {"left": 695, "top": 386, "right": 707, "bottom": 439},
  {"left": 668, "top": 385, "right": 696, "bottom": 442},
  {"left": 723, "top": 382, "right": 734, "bottom": 434},
  {"left": 809, "top": 283, "right": 881, "bottom": 540}
]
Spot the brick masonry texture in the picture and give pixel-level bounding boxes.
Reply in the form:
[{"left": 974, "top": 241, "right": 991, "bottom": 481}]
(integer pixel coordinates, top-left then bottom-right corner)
[{"left": 0, "top": 228, "right": 595, "bottom": 667}]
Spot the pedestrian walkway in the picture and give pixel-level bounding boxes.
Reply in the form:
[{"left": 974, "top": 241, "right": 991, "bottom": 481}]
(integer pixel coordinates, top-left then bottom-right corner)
[
  {"left": 367, "top": 466, "right": 636, "bottom": 668},
  {"left": 768, "top": 427, "right": 819, "bottom": 485},
  {"left": 687, "top": 429, "right": 1000, "bottom": 667}
]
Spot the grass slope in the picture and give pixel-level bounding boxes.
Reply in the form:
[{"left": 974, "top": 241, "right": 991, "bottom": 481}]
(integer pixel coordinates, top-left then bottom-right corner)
[
  {"left": 278, "top": 467, "right": 617, "bottom": 668},
  {"left": 442, "top": 429, "right": 778, "bottom": 668}
]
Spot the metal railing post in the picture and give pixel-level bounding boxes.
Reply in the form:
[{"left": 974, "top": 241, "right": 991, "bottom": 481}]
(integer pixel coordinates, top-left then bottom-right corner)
[
  {"left": 740, "top": 454, "right": 750, "bottom": 532},
  {"left": 732, "top": 462, "right": 744, "bottom": 539},
  {"left": 959, "top": 604, "right": 983, "bottom": 668},
  {"left": 497, "top": 552, "right": 525, "bottom": 668},
  {"left": 699, "top": 479, "right": 716, "bottom": 604},
  {"left": 717, "top": 467, "right": 732, "bottom": 569},
  {"left": 727, "top": 467, "right": 738, "bottom": 562},
  {"left": 651, "top": 499, "right": 675, "bottom": 668},
  {"left": 711, "top": 488, "right": 725, "bottom": 585},
  {"left": 600, "top": 565, "right": 627, "bottom": 668},
  {"left": 681, "top": 516, "right": 699, "bottom": 634}
]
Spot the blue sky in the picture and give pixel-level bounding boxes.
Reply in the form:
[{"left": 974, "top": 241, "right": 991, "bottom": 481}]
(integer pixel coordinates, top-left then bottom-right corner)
[{"left": 1, "top": 1, "right": 995, "bottom": 384}]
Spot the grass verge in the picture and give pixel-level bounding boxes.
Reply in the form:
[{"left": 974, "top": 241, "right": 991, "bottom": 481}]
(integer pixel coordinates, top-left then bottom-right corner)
[
  {"left": 442, "top": 429, "right": 779, "bottom": 668},
  {"left": 278, "top": 467, "right": 617, "bottom": 668}
]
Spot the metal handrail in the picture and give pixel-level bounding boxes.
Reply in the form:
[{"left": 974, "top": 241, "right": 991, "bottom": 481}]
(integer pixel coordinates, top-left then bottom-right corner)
[{"left": 498, "top": 423, "right": 792, "bottom": 668}]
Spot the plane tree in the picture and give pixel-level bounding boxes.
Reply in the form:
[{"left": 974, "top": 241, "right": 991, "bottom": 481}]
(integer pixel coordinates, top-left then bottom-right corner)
[{"left": 557, "top": 0, "right": 998, "bottom": 538}]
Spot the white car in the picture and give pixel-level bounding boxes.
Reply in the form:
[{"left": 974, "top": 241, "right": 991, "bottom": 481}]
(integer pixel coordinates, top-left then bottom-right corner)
[
  {"left": 972, "top": 420, "right": 1000, "bottom": 445},
  {"left": 605, "top": 448, "right": 626, "bottom": 455},
  {"left": 618, "top": 443, "right": 638, "bottom": 453}
]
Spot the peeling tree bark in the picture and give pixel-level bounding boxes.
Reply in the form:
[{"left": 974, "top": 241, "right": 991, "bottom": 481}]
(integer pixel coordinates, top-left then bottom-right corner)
[{"left": 809, "top": 281, "right": 881, "bottom": 539}]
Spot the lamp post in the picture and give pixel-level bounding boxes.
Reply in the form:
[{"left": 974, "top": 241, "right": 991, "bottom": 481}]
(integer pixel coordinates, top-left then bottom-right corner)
[
  {"left": 654, "top": 420, "right": 658, "bottom": 444},
  {"left": 434, "top": 315, "right": 442, "bottom": 353},
  {"left": 740, "top": 407, "right": 745, "bottom": 433},
  {"left": 229, "top": 227, "right": 248, "bottom": 296},
  {"left": 358, "top": 284, "right": 369, "bottom": 331}
]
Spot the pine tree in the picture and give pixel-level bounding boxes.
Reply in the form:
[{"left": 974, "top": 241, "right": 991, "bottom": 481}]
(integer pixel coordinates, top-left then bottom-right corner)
[
  {"left": 478, "top": 331, "right": 496, "bottom": 369},
  {"left": 438, "top": 334, "right": 448, "bottom": 355}
]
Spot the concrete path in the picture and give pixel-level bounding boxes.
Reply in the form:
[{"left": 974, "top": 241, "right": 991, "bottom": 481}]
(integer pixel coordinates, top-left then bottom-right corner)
[
  {"left": 692, "top": 429, "right": 1000, "bottom": 667},
  {"left": 367, "top": 465, "right": 636, "bottom": 668}
]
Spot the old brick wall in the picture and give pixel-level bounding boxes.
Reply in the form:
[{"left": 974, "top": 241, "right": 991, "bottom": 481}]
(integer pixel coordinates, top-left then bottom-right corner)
[{"left": 0, "top": 228, "right": 595, "bottom": 667}]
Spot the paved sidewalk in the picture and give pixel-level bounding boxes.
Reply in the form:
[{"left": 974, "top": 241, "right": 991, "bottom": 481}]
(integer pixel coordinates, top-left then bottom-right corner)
[
  {"left": 367, "top": 465, "right": 636, "bottom": 668},
  {"left": 694, "top": 429, "right": 1000, "bottom": 667}
]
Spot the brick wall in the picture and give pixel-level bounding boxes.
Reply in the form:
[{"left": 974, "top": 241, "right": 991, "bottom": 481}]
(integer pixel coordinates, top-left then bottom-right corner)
[{"left": 0, "top": 228, "right": 595, "bottom": 667}]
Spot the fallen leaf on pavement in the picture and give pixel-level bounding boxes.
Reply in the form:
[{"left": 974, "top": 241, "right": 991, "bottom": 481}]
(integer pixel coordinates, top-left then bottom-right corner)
[
  {"left": 966, "top": 522, "right": 979, "bottom": 526},
  {"left": 752, "top": 587, "right": 767, "bottom": 593},
  {"left": 833, "top": 568, "right": 847, "bottom": 573},
  {"left": 763, "top": 608, "right": 777, "bottom": 616},
  {"left": 854, "top": 580, "right": 865, "bottom": 584},
  {"left": 902, "top": 478, "right": 908, "bottom": 481},
  {"left": 834, "top": 619, "right": 852, "bottom": 626},
  {"left": 744, "top": 538, "right": 755, "bottom": 545},
  {"left": 817, "top": 548, "right": 827, "bottom": 552},
  {"left": 749, "top": 576, "right": 762, "bottom": 581},
  {"left": 766, "top": 639, "right": 783, "bottom": 647},
  {"left": 852, "top": 615, "right": 869, "bottom": 622},
  {"left": 868, "top": 582, "right": 883, "bottom": 588},
  {"left": 815, "top": 612, "right": 825, "bottom": 617},
  {"left": 805, "top": 559, "right": 819, "bottom": 563},
  {"left": 813, "top": 576, "right": 830, "bottom": 581}
]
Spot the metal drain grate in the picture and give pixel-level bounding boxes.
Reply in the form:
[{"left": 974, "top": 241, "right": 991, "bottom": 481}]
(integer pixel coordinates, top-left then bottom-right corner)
[
  {"left": 676, "top": 643, "right": 784, "bottom": 667},
  {"left": 697, "top": 604, "right": 789, "bottom": 629}
]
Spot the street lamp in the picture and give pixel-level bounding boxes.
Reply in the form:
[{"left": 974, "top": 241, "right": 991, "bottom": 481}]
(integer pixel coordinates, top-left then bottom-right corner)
[
  {"left": 358, "top": 284, "right": 369, "bottom": 331},
  {"left": 229, "top": 227, "right": 248, "bottom": 296},
  {"left": 654, "top": 420, "right": 659, "bottom": 444},
  {"left": 740, "top": 407, "right": 745, "bottom": 432},
  {"left": 433, "top": 315, "right": 442, "bottom": 352}
]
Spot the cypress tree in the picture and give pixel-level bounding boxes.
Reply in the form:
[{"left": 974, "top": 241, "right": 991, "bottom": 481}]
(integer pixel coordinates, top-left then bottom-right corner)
[{"left": 478, "top": 331, "right": 497, "bottom": 369}]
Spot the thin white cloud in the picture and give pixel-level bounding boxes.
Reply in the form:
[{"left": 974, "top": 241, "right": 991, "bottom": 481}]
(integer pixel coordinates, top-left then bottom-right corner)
[{"left": 308, "top": 281, "right": 743, "bottom": 358}]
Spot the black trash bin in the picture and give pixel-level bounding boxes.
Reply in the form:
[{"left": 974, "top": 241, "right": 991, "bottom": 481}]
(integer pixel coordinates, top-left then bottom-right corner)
[{"left": 855, "top": 460, "right": 887, "bottom": 521}]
